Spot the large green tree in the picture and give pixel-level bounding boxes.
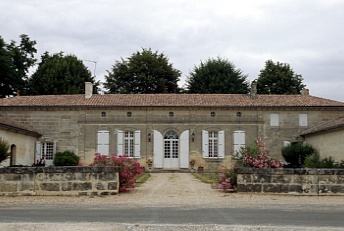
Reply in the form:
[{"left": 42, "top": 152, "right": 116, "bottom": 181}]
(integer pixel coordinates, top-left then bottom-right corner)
[
  {"left": 185, "top": 57, "right": 249, "bottom": 94},
  {"left": 104, "top": 48, "right": 181, "bottom": 94},
  {"left": 257, "top": 60, "right": 305, "bottom": 94},
  {"left": 28, "top": 52, "right": 99, "bottom": 95},
  {"left": 0, "top": 34, "right": 37, "bottom": 98}
]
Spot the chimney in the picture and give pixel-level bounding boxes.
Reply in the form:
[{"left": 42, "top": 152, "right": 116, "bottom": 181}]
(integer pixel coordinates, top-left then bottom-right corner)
[
  {"left": 85, "top": 82, "right": 93, "bottom": 99},
  {"left": 301, "top": 89, "right": 309, "bottom": 96},
  {"left": 250, "top": 81, "right": 257, "bottom": 99}
]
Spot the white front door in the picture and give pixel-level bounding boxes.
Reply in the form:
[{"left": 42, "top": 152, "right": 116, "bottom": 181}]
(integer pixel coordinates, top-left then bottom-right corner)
[{"left": 164, "top": 131, "right": 179, "bottom": 168}]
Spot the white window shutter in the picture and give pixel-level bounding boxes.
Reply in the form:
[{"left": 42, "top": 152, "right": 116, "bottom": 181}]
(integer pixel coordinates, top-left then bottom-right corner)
[
  {"left": 53, "top": 140, "right": 57, "bottom": 154},
  {"left": 134, "top": 130, "right": 141, "bottom": 158},
  {"left": 117, "top": 130, "right": 123, "bottom": 156},
  {"left": 179, "top": 130, "right": 189, "bottom": 168},
  {"left": 153, "top": 130, "right": 163, "bottom": 168},
  {"left": 35, "top": 141, "right": 41, "bottom": 162},
  {"left": 202, "top": 130, "right": 209, "bottom": 158},
  {"left": 218, "top": 130, "right": 225, "bottom": 158},
  {"left": 283, "top": 141, "right": 291, "bottom": 147},
  {"left": 270, "top": 114, "right": 279, "bottom": 126},
  {"left": 299, "top": 114, "right": 308, "bottom": 127},
  {"left": 234, "top": 130, "right": 245, "bottom": 154},
  {"left": 97, "top": 130, "right": 109, "bottom": 155}
]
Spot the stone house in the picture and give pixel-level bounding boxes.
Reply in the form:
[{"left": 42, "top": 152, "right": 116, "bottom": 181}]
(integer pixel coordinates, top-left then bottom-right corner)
[
  {"left": 300, "top": 117, "right": 344, "bottom": 162},
  {"left": 0, "top": 115, "right": 41, "bottom": 166},
  {"left": 0, "top": 82, "right": 343, "bottom": 169}
]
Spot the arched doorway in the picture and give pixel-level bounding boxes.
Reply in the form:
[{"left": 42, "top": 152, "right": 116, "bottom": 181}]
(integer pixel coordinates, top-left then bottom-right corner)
[
  {"left": 164, "top": 131, "right": 179, "bottom": 168},
  {"left": 10, "top": 144, "right": 16, "bottom": 166}
]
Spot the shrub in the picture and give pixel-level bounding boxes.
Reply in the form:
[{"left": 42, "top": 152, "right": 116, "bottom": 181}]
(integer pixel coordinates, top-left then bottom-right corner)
[
  {"left": 53, "top": 151, "right": 80, "bottom": 166},
  {"left": 282, "top": 143, "right": 315, "bottom": 167},
  {"left": 235, "top": 138, "right": 284, "bottom": 168},
  {"left": 304, "top": 153, "right": 320, "bottom": 168},
  {"left": 90, "top": 153, "right": 142, "bottom": 192},
  {"left": 212, "top": 167, "right": 237, "bottom": 192},
  {"left": 0, "top": 137, "right": 10, "bottom": 164},
  {"left": 305, "top": 154, "right": 344, "bottom": 169}
]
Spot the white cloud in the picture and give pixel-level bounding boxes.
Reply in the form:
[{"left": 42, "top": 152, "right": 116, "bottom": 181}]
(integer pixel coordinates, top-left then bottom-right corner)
[{"left": 1, "top": 0, "right": 344, "bottom": 101}]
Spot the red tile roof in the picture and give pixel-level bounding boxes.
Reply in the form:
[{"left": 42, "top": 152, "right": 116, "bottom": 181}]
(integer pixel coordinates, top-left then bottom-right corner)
[
  {"left": 0, "top": 94, "right": 343, "bottom": 108},
  {"left": 0, "top": 115, "right": 42, "bottom": 137},
  {"left": 301, "top": 117, "right": 344, "bottom": 136}
]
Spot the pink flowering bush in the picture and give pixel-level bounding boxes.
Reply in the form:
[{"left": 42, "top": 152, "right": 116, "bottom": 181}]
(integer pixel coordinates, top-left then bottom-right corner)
[
  {"left": 235, "top": 138, "right": 284, "bottom": 169},
  {"left": 213, "top": 168, "right": 237, "bottom": 192},
  {"left": 90, "top": 153, "right": 142, "bottom": 192}
]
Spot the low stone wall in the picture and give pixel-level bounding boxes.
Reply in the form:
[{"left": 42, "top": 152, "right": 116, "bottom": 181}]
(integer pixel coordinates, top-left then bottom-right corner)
[
  {"left": 237, "top": 168, "right": 344, "bottom": 195},
  {"left": 0, "top": 166, "right": 120, "bottom": 196}
]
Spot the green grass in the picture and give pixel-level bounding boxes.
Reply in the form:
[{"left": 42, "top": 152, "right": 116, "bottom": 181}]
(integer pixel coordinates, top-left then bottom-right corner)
[
  {"left": 135, "top": 173, "right": 151, "bottom": 187},
  {"left": 192, "top": 173, "right": 219, "bottom": 184}
]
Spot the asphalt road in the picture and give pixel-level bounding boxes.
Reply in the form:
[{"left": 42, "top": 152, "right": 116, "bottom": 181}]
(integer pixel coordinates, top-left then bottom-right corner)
[
  {"left": 1, "top": 173, "right": 344, "bottom": 230},
  {"left": 1, "top": 206, "right": 344, "bottom": 228}
]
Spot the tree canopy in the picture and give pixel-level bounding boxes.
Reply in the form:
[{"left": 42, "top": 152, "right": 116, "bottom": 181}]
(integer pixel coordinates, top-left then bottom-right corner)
[
  {"left": 257, "top": 60, "right": 305, "bottom": 94},
  {"left": 185, "top": 57, "right": 249, "bottom": 94},
  {"left": 104, "top": 48, "right": 181, "bottom": 94},
  {"left": 28, "top": 52, "right": 99, "bottom": 95},
  {"left": 0, "top": 34, "right": 37, "bottom": 98}
]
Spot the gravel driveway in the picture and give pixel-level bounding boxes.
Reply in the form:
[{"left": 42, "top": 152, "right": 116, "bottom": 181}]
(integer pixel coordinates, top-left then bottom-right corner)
[{"left": 1, "top": 173, "right": 344, "bottom": 230}]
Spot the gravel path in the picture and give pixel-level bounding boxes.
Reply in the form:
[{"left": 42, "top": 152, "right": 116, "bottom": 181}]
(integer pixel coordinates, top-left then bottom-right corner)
[{"left": 1, "top": 173, "right": 344, "bottom": 230}]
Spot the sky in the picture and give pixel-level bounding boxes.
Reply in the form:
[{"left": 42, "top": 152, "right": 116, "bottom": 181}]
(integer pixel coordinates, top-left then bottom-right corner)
[{"left": 1, "top": 0, "right": 344, "bottom": 101}]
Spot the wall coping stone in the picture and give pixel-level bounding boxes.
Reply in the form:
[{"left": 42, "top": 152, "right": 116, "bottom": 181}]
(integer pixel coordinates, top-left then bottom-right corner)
[
  {"left": 236, "top": 168, "right": 344, "bottom": 175},
  {"left": 0, "top": 166, "right": 121, "bottom": 174}
]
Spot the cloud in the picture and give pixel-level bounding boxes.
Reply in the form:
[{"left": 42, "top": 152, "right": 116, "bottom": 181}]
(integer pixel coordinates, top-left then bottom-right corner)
[{"left": 1, "top": 0, "right": 344, "bottom": 101}]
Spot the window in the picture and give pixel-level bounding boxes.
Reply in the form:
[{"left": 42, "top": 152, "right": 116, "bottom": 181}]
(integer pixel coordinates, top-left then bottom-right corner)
[
  {"left": 237, "top": 112, "right": 242, "bottom": 117},
  {"left": 299, "top": 114, "right": 308, "bottom": 127},
  {"left": 101, "top": 112, "right": 106, "bottom": 117},
  {"left": 127, "top": 112, "right": 132, "bottom": 117},
  {"left": 211, "top": 112, "right": 216, "bottom": 117},
  {"left": 202, "top": 130, "right": 225, "bottom": 158},
  {"left": 42, "top": 142, "right": 54, "bottom": 160},
  {"left": 270, "top": 114, "right": 279, "bottom": 126},
  {"left": 233, "top": 130, "right": 245, "bottom": 157},
  {"left": 169, "top": 112, "right": 174, "bottom": 117},
  {"left": 97, "top": 130, "right": 109, "bottom": 155},
  {"left": 117, "top": 130, "right": 140, "bottom": 158},
  {"left": 208, "top": 132, "right": 218, "bottom": 157},
  {"left": 124, "top": 131, "right": 134, "bottom": 157},
  {"left": 164, "top": 131, "right": 179, "bottom": 159}
]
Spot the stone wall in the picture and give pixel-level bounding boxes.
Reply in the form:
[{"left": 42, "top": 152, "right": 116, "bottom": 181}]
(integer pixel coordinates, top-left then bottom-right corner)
[
  {"left": 237, "top": 168, "right": 344, "bottom": 195},
  {"left": 0, "top": 166, "right": 119, "bottom": 196}
]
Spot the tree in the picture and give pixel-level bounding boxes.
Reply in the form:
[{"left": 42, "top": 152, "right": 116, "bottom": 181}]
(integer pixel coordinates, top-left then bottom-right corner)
[
  {"left": 0, "top": 137, "right": 10, "bottom": 164},
  {"left": 104, "top": 48, "right": 181, "bottom": 94},
  {"left": 257, "top": 60, "right": 305, "bottom": 94},
  {"left": 185, "top": 57, "right": 249, "bottom": 94},
  {"left": 0, "top": 34, "right": 37, "bottom": 98},
  {"left": 28, "top": 52, "right": 99, "bottom": 95}
]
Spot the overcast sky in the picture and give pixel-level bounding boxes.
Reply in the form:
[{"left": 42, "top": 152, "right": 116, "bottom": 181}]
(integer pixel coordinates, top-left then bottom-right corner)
[{"left": 1, "top": 0, "right": 344, "bottom": 101}]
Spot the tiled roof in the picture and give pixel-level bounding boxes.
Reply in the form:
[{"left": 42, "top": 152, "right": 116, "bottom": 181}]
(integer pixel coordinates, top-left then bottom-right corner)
[
  {"left": 301, "top": 117, "right": 344, "bottom": 136},
  {"left": 0, "top": 115, "right": 42, "bottom": 137},
  {"left": 0, "top": 94, "right": 343, "bottom": 108}
]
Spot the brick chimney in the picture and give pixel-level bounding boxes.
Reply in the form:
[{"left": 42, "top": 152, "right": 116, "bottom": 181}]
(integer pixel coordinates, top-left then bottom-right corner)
[
  {"left": 301, "top": 89, "right": 309, "bottom": 96},
  {"left": 85, "top": 82, "right": 93, "bottom": 99},
  {"left": 250, "top": 81, "right": 257, "bottom": 99}
]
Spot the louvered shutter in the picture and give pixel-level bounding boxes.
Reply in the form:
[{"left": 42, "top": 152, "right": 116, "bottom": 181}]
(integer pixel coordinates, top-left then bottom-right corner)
[
  {"left": 218, "top": 130, "right": 225, "bottom": 158},
  {"left": 202, "top": 130, "right": 209, "bottom": 158},
  {"left": 117, "top": 130, "right": 123, "bottom": 156},
  {"left": 134, "top": 130, "right": 141, "bottom": 158}
]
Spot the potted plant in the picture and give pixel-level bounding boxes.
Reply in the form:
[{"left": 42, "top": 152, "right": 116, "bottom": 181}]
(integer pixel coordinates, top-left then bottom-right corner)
[
  {"left": 197, "top": 164, "right": 205, "bottom": 173},
  {"left": 189, "top": 159, "right": 196, "bottom": 169},
  {"left": 146, "top": 159, "right": 153, "bottom": 169}
]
